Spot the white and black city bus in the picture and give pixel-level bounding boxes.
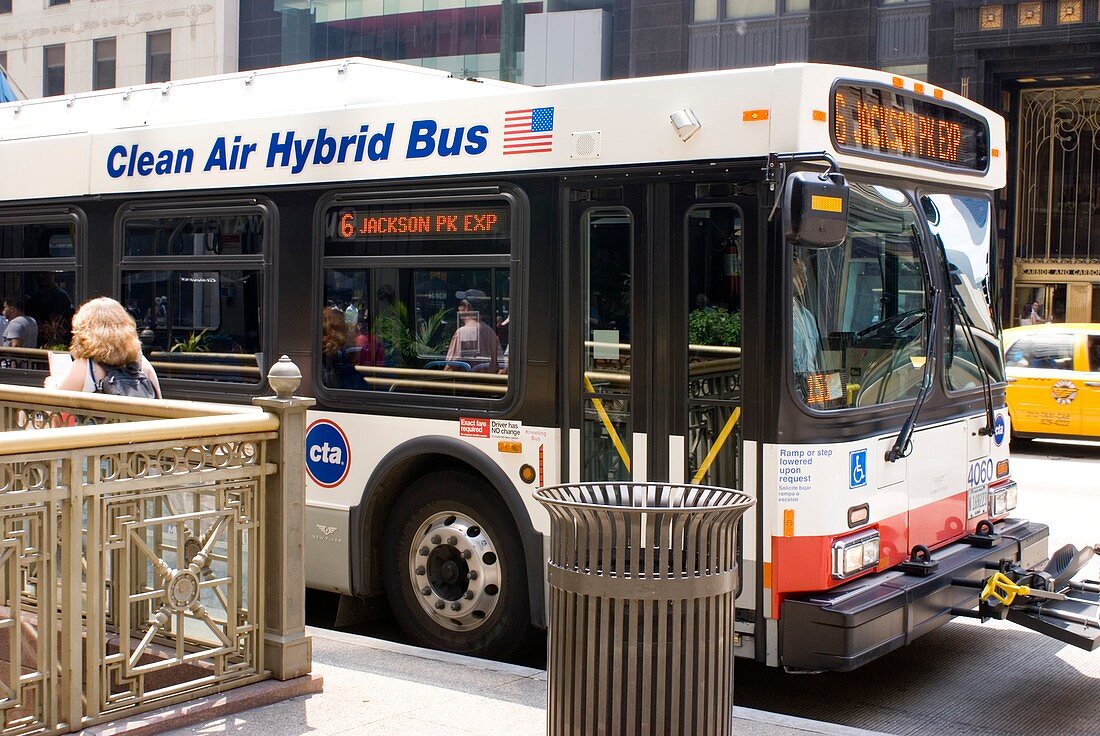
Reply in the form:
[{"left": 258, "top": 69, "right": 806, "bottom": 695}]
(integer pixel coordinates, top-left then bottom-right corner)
[{"left": 2, "top": 59, "right": 1096, "bottom": 669}]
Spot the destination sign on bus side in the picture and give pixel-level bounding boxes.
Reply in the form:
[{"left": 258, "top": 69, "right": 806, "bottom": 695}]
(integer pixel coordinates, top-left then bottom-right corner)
[
  {"left": 831, "top": 83, "right": 988, "bottom": 172},
  {"left": 334, "top": 206, "right": 510, "bottom": 240}
]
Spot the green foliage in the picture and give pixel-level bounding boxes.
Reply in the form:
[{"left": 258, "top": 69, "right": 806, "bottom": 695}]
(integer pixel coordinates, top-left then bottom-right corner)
[
  {"left": 375, "top": 303, "right": 449, "bottom": 365},
  {"left": 688, "top": 307, "right": 741, "bottom": 347},
  {"left": 170, "top": 329, "right": 210, "bottom": 353}
]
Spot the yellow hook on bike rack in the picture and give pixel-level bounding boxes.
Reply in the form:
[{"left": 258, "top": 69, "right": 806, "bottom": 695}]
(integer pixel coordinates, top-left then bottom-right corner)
[{"left": 980, "top": 572, "right": 1030, "bottom": 606}]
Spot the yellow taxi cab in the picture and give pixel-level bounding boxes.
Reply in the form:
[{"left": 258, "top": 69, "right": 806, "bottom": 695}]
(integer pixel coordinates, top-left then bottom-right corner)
[{"left": 1002, "top": 324, "right": 1100, "bottom": 441}]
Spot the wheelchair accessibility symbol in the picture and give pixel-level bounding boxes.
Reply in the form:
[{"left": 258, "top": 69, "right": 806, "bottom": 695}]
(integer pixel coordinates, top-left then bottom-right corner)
[{"left": 849, "top": 449, "right": 868, "bottom": 489}]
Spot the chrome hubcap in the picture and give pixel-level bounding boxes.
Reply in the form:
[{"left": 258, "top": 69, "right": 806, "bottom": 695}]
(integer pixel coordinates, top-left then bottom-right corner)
[{"left": 408, "top": 511, "right": 501, "bottom": 631}]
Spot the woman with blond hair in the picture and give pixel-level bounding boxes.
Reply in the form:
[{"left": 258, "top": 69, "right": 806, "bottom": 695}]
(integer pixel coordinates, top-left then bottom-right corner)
[{"left": 45, "top": 296, "right": 161, "bottom": 397}]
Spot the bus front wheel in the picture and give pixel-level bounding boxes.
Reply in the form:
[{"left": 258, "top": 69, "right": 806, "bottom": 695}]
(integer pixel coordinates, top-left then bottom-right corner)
[{"left": 383, "top": 470, "right": 530, "bottom": 659}]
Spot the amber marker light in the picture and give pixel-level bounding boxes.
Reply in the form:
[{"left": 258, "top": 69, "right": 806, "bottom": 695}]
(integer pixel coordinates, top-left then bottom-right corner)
[
  {"left": 891, "top": 76, "right": 904, "bottom": 88},
  {"left": 519, "top": 464, "right": 537, "bottom": 484},
  {"left": 742, "top": 109, "right": 769, "bottom": 121},
  {"left": 992, "top": 148, "right": 1001, "bottom": 158},
  {"left": 914, "top": 83, "right": 925, "bottom": 95},
  {"left": 498, "top": 441, "right": 522, "bottom": 454},
  {"left": 812, "top": 109, "right": 827, "bottom": 122},
  {"left": 934, "top": 89, "right": 944, "bottom": 99},
  {"left": 996, "top": 460, "right": 1009, "bottom": 478}
]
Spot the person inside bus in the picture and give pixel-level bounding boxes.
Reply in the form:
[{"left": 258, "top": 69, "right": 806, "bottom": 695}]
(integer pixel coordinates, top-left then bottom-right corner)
[
  {"left": 444, "top": 297, "right": 500, "bottom": 373},
  {"left": 3, "top": 297, "right": 39, "bottom": 349},
  {"left": 791, "top": 256, "right": 823, "bottom": 377},
  {"left": 321, "top": 305, "right": 360, "bottom": 388},
  {"left": 354, "top": 312, "right": 386, "bottom": 368},
  {"left": 27, "top": 272, "right": 74, "bottom": 346},
  {"left": 44, "top": 297, "right": 162, "bottom": 397}
]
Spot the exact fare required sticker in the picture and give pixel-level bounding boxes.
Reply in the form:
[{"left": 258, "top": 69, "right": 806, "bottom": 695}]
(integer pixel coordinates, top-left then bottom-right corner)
[{"left": 459, "top": 417, "right": 521, "bottom": 439}]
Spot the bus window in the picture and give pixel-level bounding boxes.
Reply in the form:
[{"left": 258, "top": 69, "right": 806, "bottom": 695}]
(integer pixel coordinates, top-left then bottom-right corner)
[
  {"left": 581, "top": 208, "right": 632, "bottom": 481},
  {"left": 921, "top": 193, "right": 1004, "bottom": 390},
  {"left": 0, "top": 216, "right": 80, "bottom": 369},
  {"left": 792, "top": 183, "right": 927, "bottom": 410},
  {"left": 320, "top": 198, "right": 512, "bottom": 400},
  {"left": 119, "top": 209, "right": 268, "bottom": 385},
  {"left": 686, "top": 205, "right": 742, "bottom": 489}
]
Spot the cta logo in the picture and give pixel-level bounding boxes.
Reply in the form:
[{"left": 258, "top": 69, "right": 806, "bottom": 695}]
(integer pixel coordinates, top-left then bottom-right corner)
[
  {"left": 993, "top": 414, "right": 1006, "bottom": 446},
  {"left": 305, "top": 419, "right": 350, "bottom": 488}
]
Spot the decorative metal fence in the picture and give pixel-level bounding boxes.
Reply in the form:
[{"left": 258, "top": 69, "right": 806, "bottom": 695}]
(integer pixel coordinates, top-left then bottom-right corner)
[{"left": 0, "top": 361, "right": 312, "bottom": 736}]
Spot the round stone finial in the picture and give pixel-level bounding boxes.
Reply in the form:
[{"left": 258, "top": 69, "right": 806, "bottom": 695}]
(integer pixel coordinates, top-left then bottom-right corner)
[{"left": 267, "top": 355, "right": 302, "bottom": 399}]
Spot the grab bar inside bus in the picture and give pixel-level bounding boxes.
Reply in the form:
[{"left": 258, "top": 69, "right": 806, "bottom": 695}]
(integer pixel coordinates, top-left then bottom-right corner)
[{"left": 583, "top": 374, "right": 631, "bottom": 473}]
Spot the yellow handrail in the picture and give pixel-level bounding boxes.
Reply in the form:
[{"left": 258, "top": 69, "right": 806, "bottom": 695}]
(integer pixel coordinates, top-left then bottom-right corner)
[
  {"left": 691, "top": 407, "right": 741, "bottom": 484},
  {"left": 584, "top": 375, "right": 631, "bottom": 473}
]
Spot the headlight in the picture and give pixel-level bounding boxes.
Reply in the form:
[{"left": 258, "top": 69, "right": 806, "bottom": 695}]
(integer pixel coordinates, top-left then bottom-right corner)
[
  {"left": 831, "top": 530, "right": 881, "bottom": 579},
  {"left": 988, "top": 480, "right": 1018, "bottom": 517}
]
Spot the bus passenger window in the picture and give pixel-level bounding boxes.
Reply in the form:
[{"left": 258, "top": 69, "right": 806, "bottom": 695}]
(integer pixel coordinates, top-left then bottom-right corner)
[
  {"left": 320, "top": 199, "right": 513, "bottom": 401},
  {"left": 0, "top": 216, "right": 80, "bottom": 372},
  {"left": 120, "top": 209, "right": 268, "bottom": 386}
]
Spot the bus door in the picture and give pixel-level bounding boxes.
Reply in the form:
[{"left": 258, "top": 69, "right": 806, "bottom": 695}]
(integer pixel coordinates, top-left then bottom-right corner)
[
  {"left": 567, "top": 185, "right": 648, "bottom": 482},
  {"left": 565, "top": 181, "right": 758, "bottom": 488},
  {"left": 674, "top": 186, "right": 757, "bottom": 491}
]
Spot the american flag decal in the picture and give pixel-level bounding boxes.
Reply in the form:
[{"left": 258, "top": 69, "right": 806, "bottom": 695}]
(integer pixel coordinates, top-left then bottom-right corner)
[{"left": 503, "top": 106, "right": 554, "bottom": 155}]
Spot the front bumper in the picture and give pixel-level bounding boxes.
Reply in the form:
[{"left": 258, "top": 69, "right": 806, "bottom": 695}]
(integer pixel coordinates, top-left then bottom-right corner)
[{"left": 780, "top": 518, "right": 1049, "bottom": 671}]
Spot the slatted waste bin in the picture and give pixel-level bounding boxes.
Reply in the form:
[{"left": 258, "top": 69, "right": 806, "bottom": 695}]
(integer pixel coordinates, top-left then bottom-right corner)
[{"left": 534, "top": 482, "right": 754, "bottom": 736}]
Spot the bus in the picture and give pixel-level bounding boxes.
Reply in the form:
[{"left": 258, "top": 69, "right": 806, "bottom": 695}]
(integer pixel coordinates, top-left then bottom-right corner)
[{"left": 3, "top": 58, "right": 1097, "bottom": 670}]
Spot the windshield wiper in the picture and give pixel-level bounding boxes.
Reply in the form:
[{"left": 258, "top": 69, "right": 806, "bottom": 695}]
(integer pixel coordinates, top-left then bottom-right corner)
[
  {"left": 936, "top": 232, "right": 996, "bottom": 436},
  {"left": 885, "top": 286, "right": 941, "bottom": 463}
]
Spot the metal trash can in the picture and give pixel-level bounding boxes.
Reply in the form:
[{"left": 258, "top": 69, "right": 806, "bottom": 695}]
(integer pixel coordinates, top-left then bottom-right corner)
[{"left": 534, "top": 482, "right": 754, "bottom": 736}]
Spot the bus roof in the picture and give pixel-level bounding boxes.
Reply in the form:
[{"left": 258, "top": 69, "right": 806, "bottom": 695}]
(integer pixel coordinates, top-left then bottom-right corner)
[{"left": 0, "top": 59, "right": 1006, "bottom": 201}]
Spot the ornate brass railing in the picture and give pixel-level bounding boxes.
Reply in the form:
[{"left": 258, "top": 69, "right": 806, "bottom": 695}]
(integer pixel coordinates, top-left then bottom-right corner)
[{"left": 0, "top": 357, "right": 312, "bottom": 735}]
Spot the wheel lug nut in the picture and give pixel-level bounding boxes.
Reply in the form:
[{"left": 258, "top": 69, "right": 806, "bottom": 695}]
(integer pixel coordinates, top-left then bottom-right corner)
[
  {"left": 451, "top": 602, "right": 462, "bottom": 611},
  {"left": 462, "top": 550, "right": 472, "bottom": 559},
  {"left": 415, "top": 566, "right": 425, "bottom": 576},
  {"left": 464, "top": 591, "right": 474, "bottom": 600},
  {"left": 419, "top": 546, "right": 429, "bottom": 556},
  {"left": 467, "top": 571, "right": 478, "bottom": 580},
  {"left": 435, "top": 600, "right": 446, "bottom": 609},
  {"left": 447, "top": 535, "right": 458, "bottom": 545},
  {"left": 431, "top": 535, "right": 441, "bottom": 545},
  {"left": 421, "top": 586, "right": 431, "bottom": 596}
]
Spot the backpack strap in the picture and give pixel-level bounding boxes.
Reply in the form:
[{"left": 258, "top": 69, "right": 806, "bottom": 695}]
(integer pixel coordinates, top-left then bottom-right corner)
[{"left": 88, "top": 359, "right": 100, "bottom": 393}]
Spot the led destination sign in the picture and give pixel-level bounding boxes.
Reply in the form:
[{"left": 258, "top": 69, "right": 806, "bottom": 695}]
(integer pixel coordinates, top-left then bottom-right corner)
[
  {"left": 334, "top": 205, "right": 510, "bottom": 240},
  {"left": 832, "top": 84, "right": 988, "bottom": 172}
]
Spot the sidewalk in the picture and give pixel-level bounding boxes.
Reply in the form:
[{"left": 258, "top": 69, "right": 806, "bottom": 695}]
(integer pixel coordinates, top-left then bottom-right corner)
[{"left": 106, "top": 627, "right": 889, "bottom": 736}]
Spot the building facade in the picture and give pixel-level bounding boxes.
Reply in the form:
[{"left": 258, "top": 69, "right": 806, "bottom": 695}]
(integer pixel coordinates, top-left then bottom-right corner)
[{"left": 0, "top": 0, "right": 239, "bottom": 97}]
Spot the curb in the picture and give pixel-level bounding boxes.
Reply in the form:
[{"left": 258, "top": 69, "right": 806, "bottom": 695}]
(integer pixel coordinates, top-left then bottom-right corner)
[{"left": 81, "top": 673, "right": 324, "bottom": 736}]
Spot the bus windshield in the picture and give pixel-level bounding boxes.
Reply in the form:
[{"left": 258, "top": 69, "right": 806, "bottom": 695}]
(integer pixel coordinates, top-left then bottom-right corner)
[
  {"left": 921, "top": 192, "right": 1005, "bottom": 388},
  {"left": 792, "top": 182, "right": 928, "bottom": 410}
]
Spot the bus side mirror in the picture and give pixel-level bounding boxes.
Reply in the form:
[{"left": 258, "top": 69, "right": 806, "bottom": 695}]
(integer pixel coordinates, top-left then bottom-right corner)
[{"left": 782, "top": 171, "right": 849, "bottom": 248}]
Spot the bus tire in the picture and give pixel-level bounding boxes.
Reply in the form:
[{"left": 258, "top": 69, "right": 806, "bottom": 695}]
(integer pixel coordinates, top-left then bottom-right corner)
[{"left": 383, "top": 470, "right": 530, "bottom": 659}]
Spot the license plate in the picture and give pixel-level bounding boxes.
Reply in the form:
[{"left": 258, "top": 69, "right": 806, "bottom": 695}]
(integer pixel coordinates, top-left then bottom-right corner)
[{"left": 967, "top": 485, "right": 988, "bottom": 519}]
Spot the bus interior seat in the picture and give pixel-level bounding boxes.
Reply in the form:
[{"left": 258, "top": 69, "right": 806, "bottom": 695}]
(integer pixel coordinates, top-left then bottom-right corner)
[{"left": 425, "top": 360, "right": 471, "bottom": 371}]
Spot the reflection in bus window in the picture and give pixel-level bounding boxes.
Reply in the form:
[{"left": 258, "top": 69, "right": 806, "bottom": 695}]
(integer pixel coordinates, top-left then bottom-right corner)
[
  {"left": 921, "top": 193, "right": 1004, "bottom": 389},
  {"left": 320, "top": 267, "right": 510, "bottom": 396},
  {"left": 320, "top": 197, "right": 513, "bottom": 400},
  {"left": 792, "top": 183, "right": 928, "bottom": 410},
  {"left": 686, "top": 205, "right": 742, "bottom": 489},
  {"left": 120, "top": 209, "right": 267, "bottom": 385}
]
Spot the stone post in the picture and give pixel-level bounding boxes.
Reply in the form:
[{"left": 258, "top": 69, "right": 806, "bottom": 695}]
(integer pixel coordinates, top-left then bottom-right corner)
[{"left": 253, "top": 355, "right": 316, "bottom": 680}]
